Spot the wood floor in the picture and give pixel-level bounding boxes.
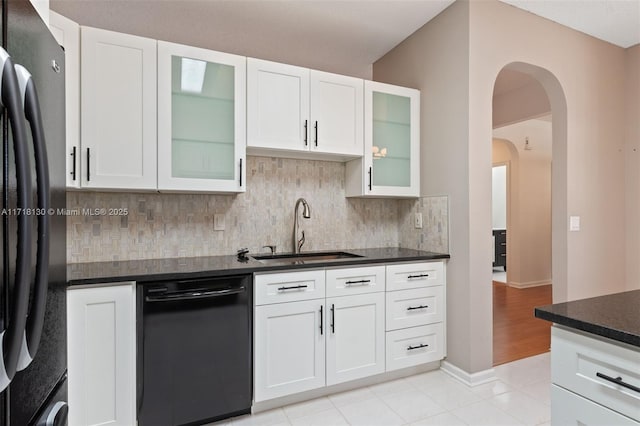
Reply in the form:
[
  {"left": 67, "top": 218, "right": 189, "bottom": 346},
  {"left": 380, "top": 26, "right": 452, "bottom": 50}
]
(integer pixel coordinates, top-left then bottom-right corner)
[{"left": 493, "top": 281, "right": 552, "bottom": 366}]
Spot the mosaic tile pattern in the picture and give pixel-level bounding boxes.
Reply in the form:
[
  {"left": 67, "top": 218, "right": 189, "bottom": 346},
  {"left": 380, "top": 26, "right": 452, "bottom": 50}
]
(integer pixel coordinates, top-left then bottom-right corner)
[
  {"left": 67, "top": 156, "right": 407, "bottom": 263},
  {"left": 398, "top": 196, "right": 449, "bottom": 254}
]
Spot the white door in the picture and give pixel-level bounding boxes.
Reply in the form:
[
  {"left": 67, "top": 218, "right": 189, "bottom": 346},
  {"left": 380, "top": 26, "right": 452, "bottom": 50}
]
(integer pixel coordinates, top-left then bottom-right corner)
[
  {"left": 49, "top": 12, "right": 80, "bottom": 188},
  {"left": 81, "top": 27, "right": 157, "bottom": 190},
  {"left": 157, "top": 41, "right": 246, "bottom": 192},
  {"left": 247, "top": 58, "right": 310, "bottom": 152},
  {"left": 310, "top": 70, "right": 363, "bottom": 157},
  {"left": 254, "top": 299, "right": 325, "bottom": 401},
  {"left": 326, "top": 293, "right": 385, "bottom": 386},
  {"left": 67, "top": 283, "right": 136, "bottom": 426}
]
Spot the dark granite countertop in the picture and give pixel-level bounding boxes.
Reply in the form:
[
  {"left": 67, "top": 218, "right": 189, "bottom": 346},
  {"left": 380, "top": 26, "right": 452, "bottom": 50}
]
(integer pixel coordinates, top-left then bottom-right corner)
[
  {"left": 535, "top": 290, "right": 640, "bottom": 348},
  {"left": 68, "top": 247, "right": 450, "bottom": 286}
]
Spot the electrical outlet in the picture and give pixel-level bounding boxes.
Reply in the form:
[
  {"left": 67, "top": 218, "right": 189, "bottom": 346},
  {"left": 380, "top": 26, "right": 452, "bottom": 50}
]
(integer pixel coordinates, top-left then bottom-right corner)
[
  {"left": 569, "top": 215, "right": 580, "bottom": 231},
  {"left": 414, "top": 212, "right": 423, "bottom": 229},
  {"left": 214, "top": 214, "right": 225, "bottom": 231}
]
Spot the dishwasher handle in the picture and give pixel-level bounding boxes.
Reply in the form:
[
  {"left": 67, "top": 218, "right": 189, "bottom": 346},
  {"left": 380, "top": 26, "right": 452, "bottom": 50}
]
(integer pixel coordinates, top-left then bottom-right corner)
[{"left": 145, "top": 286, "right": 246, "bottom": 303}]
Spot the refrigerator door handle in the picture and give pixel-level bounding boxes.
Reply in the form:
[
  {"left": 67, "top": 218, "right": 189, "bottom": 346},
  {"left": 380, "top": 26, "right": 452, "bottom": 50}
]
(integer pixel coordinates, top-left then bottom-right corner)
[
  {"left": 0, "top": 48, "right": 34, "bottom": 391},
  {"left": 15, "top": 65, "right": 50, "bottom": 371}
]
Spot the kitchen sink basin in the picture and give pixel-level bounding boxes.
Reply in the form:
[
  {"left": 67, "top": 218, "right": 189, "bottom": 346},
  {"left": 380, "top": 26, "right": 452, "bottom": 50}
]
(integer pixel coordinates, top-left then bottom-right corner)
[{"left": 252, "top": 251, "right": 363, "bottom": 264}]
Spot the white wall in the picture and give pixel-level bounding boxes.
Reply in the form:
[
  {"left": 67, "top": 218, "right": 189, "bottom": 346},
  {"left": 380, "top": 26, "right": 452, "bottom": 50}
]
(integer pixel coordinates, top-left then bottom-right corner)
[
  {"left": 492, "top": 165, "right": 507, "bottom": 230},
  {"left": 375, "top": 0, "right": 629, "bottom": 375},
  {"left": 625, "top": 45, "right": 640, "bottom": 290},
  {"left": 494, "top": 119, "right": 552, "bottom": 287}
]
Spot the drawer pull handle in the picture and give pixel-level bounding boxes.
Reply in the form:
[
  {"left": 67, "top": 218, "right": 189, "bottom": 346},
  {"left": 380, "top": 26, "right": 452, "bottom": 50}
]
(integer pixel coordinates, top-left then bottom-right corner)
[
  {"left": 407, "top": 274, "right": 429, "bottom": 279},
  {"left": 330, "top": 304, "right": 335, "bottom": 333},
  {"left": 319, "top": 305, "right": 323, "bottom": 335},
  {"left": 277, "top": 284, "right": 308, "bottom": 292},
  {"left": 407, "top": 305, "right": 429, "bottom": 311},
  {"left": 345, "top": 279, "right": 371, "bottom": 286},
  {"left": 407, "top": 343, "right": 429, "bottom": 351},
  {"left": 596, "top": 372, "right": 640, "bottom": 393}
]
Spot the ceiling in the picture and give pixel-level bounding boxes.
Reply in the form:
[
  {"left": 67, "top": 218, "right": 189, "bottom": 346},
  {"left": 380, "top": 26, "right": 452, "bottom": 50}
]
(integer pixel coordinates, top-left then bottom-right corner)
[{"left": 50, "top": 0, "right": 640, "bottom": 79}]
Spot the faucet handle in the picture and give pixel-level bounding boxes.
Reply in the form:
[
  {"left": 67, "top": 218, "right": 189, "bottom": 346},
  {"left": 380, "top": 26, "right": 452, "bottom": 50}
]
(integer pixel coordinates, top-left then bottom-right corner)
[
  {"left": 262, "top": 245, "right": 277, "bottom": 255},
  {"left": 297, "top": 231, "right": 306, "bottom": 253}
]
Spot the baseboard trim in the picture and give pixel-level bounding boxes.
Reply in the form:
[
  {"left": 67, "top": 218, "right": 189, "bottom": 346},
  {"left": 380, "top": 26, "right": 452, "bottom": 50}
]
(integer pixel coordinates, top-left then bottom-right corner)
[
  {"left": 508, "top": 280, "right": 552, "bottom": 289},
  {"left": 440, "top": 361, "right": 496, "bottom": 387}
]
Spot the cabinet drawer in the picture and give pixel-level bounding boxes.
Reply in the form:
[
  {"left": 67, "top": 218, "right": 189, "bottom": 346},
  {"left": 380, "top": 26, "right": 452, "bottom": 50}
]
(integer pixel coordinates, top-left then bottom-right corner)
[
  {"left": 386, "top": 286, "right": 444, "bottom": 331},
  {"left": 325, "top": 266, "right": 385, "bottom": 297},
  {"left": 386, "top": 262, "right": 444, "bottom": 291},
  {"left": 386, "top": 323, "right": 444, "bottom": 372},
  {"left": 551, "top": 327, "right": 640, "bottom": 421},
  {"left": 551, "top": 384, "right": 639, "bottom": 426},
  {"left": 255, "top": 270, "right": 325, "bottom": 305}
]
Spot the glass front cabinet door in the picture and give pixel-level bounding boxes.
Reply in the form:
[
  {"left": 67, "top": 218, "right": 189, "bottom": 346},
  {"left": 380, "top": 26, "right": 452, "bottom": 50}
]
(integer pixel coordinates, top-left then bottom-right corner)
[
  {"left": 157, "top": 41, "right": 246, "bottom": 192},
  {"left": 346, "top": 81, "right": 419, "bottom": 197}
]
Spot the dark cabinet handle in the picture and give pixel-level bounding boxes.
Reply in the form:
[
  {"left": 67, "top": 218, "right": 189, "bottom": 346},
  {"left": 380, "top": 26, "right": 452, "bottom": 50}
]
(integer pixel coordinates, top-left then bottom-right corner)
[
  {"left": 596, "top": 372, "right": 640, "bottom": 393},
  {"left": 330, "top": 304, "right": 335, "bottom": 333},
  {"left": 320, "top": 305, "right": 323, "bottom": 335},
  {"left": 70, "top": 146, "right": 77, "bottom": 180},
  {"left": 408, "top": 274, "right": 430, "bottom": 279},
  {"left": 345, "top": 279, "right": 371, "bottom": 286},
  {"left": 278, "top": 284, "right": 308, "bottom": 292},
  {"left": 314, "top": 121, "right": 318, "bottom": 146},
  {"left": 407, "top": 305, "right": 429, "bottom": 311},
  {"left": 407, "top": 343, "right": 429, "bottom": 351},
  {"left": 86, "top": 147, "right": 90, "bottom": 181},
  {"left": 239, "top": 158, "right": 243, "bottom": 187},
  {"left": 304, "top": 120, "right": 308, "bottom": 146},
  {"left": 368, "top": 167, "right": 372, "bottom": 191}
]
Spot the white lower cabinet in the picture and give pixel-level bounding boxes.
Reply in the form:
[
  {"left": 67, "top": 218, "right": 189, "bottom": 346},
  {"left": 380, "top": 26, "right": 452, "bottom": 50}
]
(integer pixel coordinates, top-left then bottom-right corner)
[
  {"left": 550, "top": 326, "right": 640, "bottom": 424},
  {"left": 326, "top": 293, "right": 385, "bottom": 385},
  {"left": 254, "top": 260, "right": 447, "bottom": 402},
  {"left": 67, "top": 282, "right": 136, "bottom": 426},
  {"left": 254, "top": 299, "right": 326, "bottom": 402}
]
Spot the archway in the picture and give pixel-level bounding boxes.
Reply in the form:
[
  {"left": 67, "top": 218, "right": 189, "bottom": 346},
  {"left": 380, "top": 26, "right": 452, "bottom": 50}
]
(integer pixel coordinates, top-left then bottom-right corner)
[{"left": 490, "top": 62, "right": 568, "bottom": 366}]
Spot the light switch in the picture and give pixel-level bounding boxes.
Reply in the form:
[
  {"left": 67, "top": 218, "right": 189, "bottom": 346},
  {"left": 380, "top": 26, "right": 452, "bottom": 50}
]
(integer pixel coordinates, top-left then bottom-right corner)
[
  {"left": 569, "top": 216, "right": 580, "bottom": 231},
  {"left": 415, "top": 212, "right": 423, "bottom": 229},
  {"left": 214, "top": 214, "right": 225, "bottom": 231}
]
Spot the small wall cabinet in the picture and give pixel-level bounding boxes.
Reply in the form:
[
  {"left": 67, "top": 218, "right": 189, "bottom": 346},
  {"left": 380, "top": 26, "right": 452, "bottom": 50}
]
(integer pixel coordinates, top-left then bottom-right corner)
[
  {"left": 81, "top": 27, "right": 158, "bottom": 190},
  {"left": 247, "top": 58, "right": 363, "bottom": 159},
  {"left": 157, "top": 41, "right": 246, "bottom": 192},
  {"left": 67, "top": 282, "right": 136, "bottom": 426},
  {"left": 49, "top": 11, "right": 80, "bottom": 189},
  {"left": 346, "top": 81, "right": 420, "bottom": 198}
]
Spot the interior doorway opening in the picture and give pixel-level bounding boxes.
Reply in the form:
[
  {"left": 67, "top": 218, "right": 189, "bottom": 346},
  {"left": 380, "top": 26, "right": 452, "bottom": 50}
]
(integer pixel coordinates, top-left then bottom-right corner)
[{"left": 491, "top": 66, "right": 556, "bottom": 366}]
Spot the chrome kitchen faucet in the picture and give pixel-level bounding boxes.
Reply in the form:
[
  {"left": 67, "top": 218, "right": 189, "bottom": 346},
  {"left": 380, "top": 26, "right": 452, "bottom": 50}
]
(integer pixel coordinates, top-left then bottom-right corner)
[{"left": 292, "top": 198, "right": 311, "bottom": 253}]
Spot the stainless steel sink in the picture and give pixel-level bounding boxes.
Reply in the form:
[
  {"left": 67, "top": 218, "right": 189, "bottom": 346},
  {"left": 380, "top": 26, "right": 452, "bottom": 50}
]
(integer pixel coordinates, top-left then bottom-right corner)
[{"left": 252, "top": 251, "right": 363, "bottom": 264}]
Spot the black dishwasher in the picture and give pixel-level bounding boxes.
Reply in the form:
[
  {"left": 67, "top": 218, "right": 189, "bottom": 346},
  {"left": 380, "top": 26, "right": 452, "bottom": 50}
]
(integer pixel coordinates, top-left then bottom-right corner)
[{"left": 137, "top": 274, "right": 252, "bottom": 426}]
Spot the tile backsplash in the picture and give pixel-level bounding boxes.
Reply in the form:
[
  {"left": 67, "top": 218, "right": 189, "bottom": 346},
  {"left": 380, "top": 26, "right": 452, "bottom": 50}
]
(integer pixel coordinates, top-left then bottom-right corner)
[{"left": 67, "top": 156, "right": 448, "bottom": 263}]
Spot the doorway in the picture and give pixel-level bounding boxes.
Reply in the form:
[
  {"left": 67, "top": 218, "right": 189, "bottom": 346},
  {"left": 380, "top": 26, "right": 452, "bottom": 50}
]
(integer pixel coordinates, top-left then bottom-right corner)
[{"left": 491, "top": 68, "right": 554, "bottom": 366}]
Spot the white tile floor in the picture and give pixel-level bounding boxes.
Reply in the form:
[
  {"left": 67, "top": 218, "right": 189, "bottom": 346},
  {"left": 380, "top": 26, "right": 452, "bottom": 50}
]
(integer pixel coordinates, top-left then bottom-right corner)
[{"left": 214, "top": 352, "right": 551, "bottom": 426}]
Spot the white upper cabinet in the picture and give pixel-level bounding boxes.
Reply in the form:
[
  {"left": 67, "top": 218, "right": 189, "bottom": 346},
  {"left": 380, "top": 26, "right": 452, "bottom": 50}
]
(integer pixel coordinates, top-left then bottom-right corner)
[
  {"left": 81, "top": 27, "right": 157, "bottom": 190},
  {"left": 310, "top": 70, "right": 363, "bottom": 156},
  {"left": 49, "top": 11, "right": 80, "bottom": 188},
  {"left": 157, "top": 41, "right": 246, "bottom": 193},
  {"left": 247, "top": 58, "right": 363, "bottom": 160},
  {"left": 346, "top": 81, "right": 420, "bottom": 198},
  {"left": 247, "top": 59, "right": 310, "bottom": 153}
]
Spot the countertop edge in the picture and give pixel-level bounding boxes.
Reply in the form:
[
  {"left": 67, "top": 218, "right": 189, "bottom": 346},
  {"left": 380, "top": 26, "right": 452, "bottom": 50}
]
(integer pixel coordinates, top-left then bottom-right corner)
[
  {"left": 535, "top": 306, "right": 640, "bottom": 348},
  {"left": 68, "top": 249, "right": 450, "bottom": 286}
]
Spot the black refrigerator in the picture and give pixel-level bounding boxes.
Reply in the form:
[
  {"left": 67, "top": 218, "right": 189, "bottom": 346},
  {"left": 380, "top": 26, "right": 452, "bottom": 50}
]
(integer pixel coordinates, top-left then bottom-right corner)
[{"left": 0, "top": 0, "right": 67, "bottom": 425}]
